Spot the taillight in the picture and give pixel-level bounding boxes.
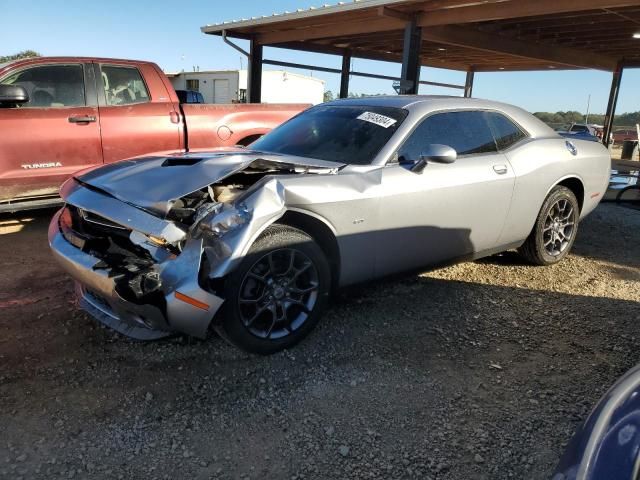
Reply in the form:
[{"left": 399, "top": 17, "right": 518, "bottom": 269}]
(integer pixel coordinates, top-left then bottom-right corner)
[{"left": 59, "top": 206, "right": 73, "bottom": 229}]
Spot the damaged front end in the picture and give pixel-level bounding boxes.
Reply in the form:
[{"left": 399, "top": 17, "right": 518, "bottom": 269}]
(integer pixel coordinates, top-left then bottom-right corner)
[{"left": 49, "top": 153, "right": 339, "bottom": 340}]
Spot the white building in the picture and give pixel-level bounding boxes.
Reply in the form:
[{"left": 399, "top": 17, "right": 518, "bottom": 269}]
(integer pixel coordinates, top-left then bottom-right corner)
[{"left": 167, "top": 69, "right": 325, "bottom": 105}]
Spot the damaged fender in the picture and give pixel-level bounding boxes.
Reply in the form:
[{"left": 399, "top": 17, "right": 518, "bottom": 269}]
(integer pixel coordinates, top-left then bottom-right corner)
[
  {"left": 190, "top": 178, "right": 288, "bottom": 280},
  {"left": 158, "top": 238, "right": 224, "bottom": 338}
]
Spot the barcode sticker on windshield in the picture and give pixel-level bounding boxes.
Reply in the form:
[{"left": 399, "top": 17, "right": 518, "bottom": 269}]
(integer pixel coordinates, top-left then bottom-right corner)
[{"left": 356, "top": 111, "right": 397, "bottom": 128}]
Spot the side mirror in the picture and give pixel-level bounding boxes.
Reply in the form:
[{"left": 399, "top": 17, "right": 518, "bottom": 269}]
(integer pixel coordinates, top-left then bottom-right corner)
[
  {"left": 411, "top": 144, "right": 457, "bottom": 173},
  {"left": 0, "top": 85, "right": 29, "bottom": 107}
]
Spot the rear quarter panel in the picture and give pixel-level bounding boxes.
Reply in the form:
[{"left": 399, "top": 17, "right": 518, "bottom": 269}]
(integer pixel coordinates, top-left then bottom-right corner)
[
  {"left": 499, "top": 137, "right": 610, "bottom": 246},
  {"left": 183, "top": 103, "right": 308, "bottom": 148}
]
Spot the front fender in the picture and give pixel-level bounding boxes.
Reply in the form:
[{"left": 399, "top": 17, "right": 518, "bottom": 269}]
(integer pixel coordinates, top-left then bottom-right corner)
[{"left": 195, "top": 178, "right": 287, "bottom": 279}]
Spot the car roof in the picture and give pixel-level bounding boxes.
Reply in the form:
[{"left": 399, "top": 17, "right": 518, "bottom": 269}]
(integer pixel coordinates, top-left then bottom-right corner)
[
  {"left": 323, "top": 95, "right": 557, "bottom": 139},
  {"left": 325, "top": 95, "right": 520, "bottom": 110}
]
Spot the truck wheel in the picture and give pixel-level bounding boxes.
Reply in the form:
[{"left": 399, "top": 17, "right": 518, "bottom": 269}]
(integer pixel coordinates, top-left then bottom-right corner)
[
  {"left": 215, "top": 225, "right": 330, "bottom": 354},
  {"left": 518, "top": 185, "right": 579, "bottom": 266}
]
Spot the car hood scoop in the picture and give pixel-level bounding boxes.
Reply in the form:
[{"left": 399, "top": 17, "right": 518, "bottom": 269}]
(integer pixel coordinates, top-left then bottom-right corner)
[{"left": 75, "top": 150, "right": 343, "bottom": 218}]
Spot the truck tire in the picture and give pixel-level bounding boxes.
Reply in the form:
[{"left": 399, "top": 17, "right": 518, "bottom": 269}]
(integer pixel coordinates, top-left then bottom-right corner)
[{"left": 214, "top": 225, "right": 331, "bottom": 354}]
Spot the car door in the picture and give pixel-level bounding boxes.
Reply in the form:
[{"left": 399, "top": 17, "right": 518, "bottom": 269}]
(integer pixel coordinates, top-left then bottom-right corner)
[
  {"left": 375, "top": 110, "right": 515, "bottom": 277},
  {"left": 0, "top": 62, "right": 102, "bottom": 201},
  {"left": 95, "top": 62, "right": 181, "bottom": 164}
]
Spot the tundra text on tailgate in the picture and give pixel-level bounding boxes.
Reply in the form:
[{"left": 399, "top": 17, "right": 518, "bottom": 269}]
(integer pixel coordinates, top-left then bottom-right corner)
[{"left": 0, "top": 56, "right": 307, "bottom": 212}]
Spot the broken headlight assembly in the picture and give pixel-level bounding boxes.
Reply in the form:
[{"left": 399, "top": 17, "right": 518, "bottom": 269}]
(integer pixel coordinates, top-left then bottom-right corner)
[{"left": 192, "top": 202, "right": 252, "bottom": 238}]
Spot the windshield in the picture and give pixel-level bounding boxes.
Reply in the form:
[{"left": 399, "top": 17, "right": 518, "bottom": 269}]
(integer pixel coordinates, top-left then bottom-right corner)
[
  {"left": 570, "top": 125, "right": 589, "bottom": 133},
  {"left": 250, "top": 104, "right": 408, "bottom": 165}
]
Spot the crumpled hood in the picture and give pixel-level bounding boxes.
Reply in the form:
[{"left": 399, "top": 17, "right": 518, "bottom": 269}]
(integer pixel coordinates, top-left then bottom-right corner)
[{"left": 75, "top": 150, "right": 343, "bottom": 217}]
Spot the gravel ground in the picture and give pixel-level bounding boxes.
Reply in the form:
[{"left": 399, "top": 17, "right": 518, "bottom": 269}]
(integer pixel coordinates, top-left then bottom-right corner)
[{"left": 0, "top": 203, "right": 639, "bottom": 480}]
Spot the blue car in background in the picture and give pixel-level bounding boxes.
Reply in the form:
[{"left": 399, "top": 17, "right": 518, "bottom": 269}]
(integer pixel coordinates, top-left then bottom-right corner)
[
  {"left": 558, "top": 130, "right": 601, "bottom": 143},
  {"left": 553, "top": 364, "right": 640, "bottom": 479},
  {"left": 557, "top": 123, "right": 608, "bottom": 143}
]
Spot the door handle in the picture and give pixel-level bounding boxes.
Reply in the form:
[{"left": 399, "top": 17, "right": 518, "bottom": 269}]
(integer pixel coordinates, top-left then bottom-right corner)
[
  {"left": 68, "top": 115, "right": 96, "bottom": 123},
  {"left": 493, "top": 164, "right": 508, "bottom": 175}
]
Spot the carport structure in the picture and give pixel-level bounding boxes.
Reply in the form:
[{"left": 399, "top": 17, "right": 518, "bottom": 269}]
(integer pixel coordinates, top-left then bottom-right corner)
[{"left": 202, "top": 0, "right": 640, "bottom": 144}]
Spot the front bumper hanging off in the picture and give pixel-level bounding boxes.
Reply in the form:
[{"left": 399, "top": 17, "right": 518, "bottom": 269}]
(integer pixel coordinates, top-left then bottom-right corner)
[{"left": 48, "top": 207, "right": 225, "bottom": 340}]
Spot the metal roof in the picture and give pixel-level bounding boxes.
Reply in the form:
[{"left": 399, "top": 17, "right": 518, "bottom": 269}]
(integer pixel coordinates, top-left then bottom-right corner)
[
  {"left": 201, "top": 0, "right": 408, "bottom": 31},
  {"left": 202, "top": 0, "right": 640, "bottom": 72}
]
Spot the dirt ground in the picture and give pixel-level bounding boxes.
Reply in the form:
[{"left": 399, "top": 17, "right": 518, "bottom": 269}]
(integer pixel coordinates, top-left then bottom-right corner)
[{"left": 0, "top": 203, "right": 639, "bottom": 480}]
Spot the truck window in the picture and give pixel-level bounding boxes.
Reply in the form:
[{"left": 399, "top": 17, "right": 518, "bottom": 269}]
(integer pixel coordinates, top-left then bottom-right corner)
[
  {"left": 0, "top": 64, "right": 85, "bottom": 108},
  {"left": 100, "top": 66, "right": 150, "bottom": 106}
]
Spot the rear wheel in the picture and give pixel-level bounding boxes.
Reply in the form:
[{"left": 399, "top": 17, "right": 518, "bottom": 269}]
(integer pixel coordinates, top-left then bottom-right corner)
[
  {"left": 518, "top": 185, "right": 579, "bottom": 266},
  {"left": 215, "top": 225, "right": 330, "bottom": 354}
]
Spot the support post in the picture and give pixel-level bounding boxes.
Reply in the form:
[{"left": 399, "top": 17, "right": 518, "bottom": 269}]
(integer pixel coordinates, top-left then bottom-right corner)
[
  {"left": 603, "top": 61, "right": 624, "bottom": 147},
  {"left": 464, "top": 69, "right": 475, "bottom": 98},
  {"left": 399, "top": 19, "right": 422, "bottom": 95},
  {"left": 248, "top": 37, "right": 263, "bottom": 103},
  {"left": 339, "top": 51, "right": 351, "bottom": 99}
]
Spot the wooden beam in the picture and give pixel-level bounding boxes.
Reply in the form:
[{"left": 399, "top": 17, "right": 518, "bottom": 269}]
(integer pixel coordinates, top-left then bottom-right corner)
[
  {"left": 270, "top": 41, "right": 403, "bottom": 64},
  {"left": 420, "top": 25, "right": 618, "bottom": 70},
  {"left": 418, "top": 0, "right": 640, "bottom": 27},
  {"left": 378, "top": 6, "right": 412, "bottom": 22},
  {"left": 472, "top": 64, "right": 583, "bottom": 71},
  {"left": 257, "top": 16, "right": 405, "bottom": 44}
]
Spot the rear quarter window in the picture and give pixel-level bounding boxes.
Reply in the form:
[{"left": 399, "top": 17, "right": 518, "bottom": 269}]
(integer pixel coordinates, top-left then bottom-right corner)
[
  {"left": 100, "top": 65, "right": 150, "bottom": 106},
  {"left": 486, "top": 112, "right": 527, "bottom": 150}
]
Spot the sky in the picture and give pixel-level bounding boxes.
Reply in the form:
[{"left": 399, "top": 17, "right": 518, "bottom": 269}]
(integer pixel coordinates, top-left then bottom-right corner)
[{"left": 3, "top": 0, "right": 639, "bottom": 115}]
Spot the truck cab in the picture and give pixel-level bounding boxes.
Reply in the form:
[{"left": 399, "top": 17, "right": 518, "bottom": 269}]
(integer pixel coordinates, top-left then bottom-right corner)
[
  {"left": 0, "top": 56, "right": 307, "bottom": 212},
  {"left": 0, "top": 57, "right": 183, "bottom": 210}
]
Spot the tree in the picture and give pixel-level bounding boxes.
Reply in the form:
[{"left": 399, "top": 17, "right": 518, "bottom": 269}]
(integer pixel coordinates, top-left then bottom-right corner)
[
  {"left": 533, "top": 112, "right": 556, "bottom": 124},
  {"left": 533, "top": 110, "right": 640, "bottom": 129},
  {"left": 0, "top": 50, "right": 41, "bottom": 63},
  {"left": 323, "top": 90, "right": 334, "bottom": 102}
]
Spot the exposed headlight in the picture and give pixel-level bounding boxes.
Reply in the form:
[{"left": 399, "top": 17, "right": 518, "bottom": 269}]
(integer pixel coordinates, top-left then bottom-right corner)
[{"left": 196, "top": 203, "right": 251, "bottom": 237}]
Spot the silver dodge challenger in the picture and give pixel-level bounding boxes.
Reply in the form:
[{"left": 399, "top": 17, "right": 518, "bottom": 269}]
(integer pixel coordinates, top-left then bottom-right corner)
[{"left": 49, "top": 96, "right": 610, "bottom": 353}]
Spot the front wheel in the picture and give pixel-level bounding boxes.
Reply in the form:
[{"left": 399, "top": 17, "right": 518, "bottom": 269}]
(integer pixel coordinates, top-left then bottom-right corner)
[
  {"left": 214, "top": 225, "right": 331, "bottom": 354},
  {"left": 518, "top": 186, "right": 580, "bottom": 266}
]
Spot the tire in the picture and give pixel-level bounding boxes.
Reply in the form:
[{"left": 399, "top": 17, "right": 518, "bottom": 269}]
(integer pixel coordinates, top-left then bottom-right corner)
[
  {"left": 518, "top": 185, "right": 580, "bottom": 266},
  {"left": 214, "top": 224, "right": 331, "bottom": 354}
]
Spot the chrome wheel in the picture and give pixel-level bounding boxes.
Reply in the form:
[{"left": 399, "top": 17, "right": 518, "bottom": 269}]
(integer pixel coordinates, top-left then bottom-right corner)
[
  {"left": 543, "top": 198, "right": 576, "bottom": 257},
  {"left": 237, "top": 248, "right": 320, "bottom": 340}
]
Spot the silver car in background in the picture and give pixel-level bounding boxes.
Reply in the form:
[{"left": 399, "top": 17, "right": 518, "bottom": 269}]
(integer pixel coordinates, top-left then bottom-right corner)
[{"left": 49, "top": 96, "right": 610, "bottom": 353}]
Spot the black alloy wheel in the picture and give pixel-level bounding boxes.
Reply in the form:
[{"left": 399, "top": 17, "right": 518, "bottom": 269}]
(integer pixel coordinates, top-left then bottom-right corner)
[{"left": 215, "top": 225, "right": 330, "bottom": 354}]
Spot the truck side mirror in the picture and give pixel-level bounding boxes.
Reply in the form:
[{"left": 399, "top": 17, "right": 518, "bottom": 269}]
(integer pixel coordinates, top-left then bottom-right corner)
[
  {"left": 0, "top": 85, "right": 29, "bottom": 107},
  {"left": 411, "top": 144, "right": 457, "bottom": 173}
]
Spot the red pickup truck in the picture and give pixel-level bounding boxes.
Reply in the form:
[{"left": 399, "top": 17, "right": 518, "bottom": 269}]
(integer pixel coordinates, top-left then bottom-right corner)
[{"left": 0, "top": 57, "right": 307, "bottom": 212}]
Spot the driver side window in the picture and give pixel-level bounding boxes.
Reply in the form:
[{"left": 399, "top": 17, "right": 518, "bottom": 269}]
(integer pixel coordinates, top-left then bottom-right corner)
[
  {"left": 0, "top": 64, "right": 85, "bottom": 108},
  {"left": 397, "top": 110, "right": 497, "bottom": 163}
]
